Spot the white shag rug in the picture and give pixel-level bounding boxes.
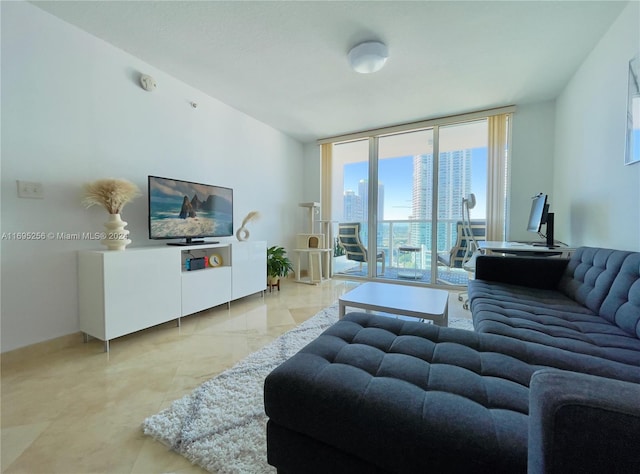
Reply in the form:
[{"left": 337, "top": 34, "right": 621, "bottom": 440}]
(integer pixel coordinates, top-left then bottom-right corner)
[{"left": 142, "top": 304, "right": 474, "bottom": 474}]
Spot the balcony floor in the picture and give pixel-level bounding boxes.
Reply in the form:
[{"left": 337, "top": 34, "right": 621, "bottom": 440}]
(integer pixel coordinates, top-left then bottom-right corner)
[{"left": 333, "top": 257, "right": 470, "bottom": 286}]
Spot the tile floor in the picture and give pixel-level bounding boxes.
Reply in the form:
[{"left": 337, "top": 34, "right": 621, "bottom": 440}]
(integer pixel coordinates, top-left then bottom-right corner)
[{"left": 1, "top": 279, "right": 471, "bottom": 474}]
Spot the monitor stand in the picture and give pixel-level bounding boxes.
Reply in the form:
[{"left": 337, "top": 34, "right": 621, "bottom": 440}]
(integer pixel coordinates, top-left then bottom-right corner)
[
  {"left": 545, "top": 212, "right": 555, "bottom": 248},
  {"left": 532, "top": 213, "right": 556, "bottom": 248},
  {"left": 532, "top": 242, "right": 559, "bottom": 249}
]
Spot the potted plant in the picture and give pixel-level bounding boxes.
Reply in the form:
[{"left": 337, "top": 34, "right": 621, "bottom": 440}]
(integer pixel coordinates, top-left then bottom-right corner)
[{"left": 267, "top": 245, "right": 294, "bottom": 288}]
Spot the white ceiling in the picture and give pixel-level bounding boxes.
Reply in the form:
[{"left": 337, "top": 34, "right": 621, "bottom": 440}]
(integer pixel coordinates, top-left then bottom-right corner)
[{"left": 31, "top": 0, "right": 628, "bottom": 143}]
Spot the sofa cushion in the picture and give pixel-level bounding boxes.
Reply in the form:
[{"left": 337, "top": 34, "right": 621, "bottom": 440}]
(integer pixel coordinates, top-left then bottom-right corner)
[
  {"left": 600, "top": 252, "right": 640, "bottom": 338},
  {"left": 469, "top": 280, "right": 594, "bottom": 314},
  {"left": 470, "top": 280, "right": 640, "bottom": 367},
  {"left": 557, "top": 247, "right": 632, "bottom": 314}
]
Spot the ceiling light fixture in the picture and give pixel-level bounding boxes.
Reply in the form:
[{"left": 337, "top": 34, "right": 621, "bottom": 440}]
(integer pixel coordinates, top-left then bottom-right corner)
[{"left": 347, "top": 41, "right": 388, "bottom": 74}]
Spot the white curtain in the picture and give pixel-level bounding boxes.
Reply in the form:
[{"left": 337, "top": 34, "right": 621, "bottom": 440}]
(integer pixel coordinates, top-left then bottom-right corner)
[{"left": 486, "top": 113, "right": 511, "bottom": 241}]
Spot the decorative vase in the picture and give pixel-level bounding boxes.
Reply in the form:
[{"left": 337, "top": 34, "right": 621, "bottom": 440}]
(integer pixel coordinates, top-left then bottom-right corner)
[
  {"left": 101, "top": 213, "right": 131, "bottom": 250},
  {"left": 236, "top": 226, "right": 250, "bottom": 241}
]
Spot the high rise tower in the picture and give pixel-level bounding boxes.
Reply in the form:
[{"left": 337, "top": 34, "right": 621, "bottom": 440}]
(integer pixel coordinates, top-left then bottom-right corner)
[
  {"left": 357, "top": 179, "right": 385, "bottom": 221},
  {"left": 343, "top": 190, "right": 362, "bottom": 221},
  {"left": 411, "top": 150, "right": 472, "bottom": 250}
]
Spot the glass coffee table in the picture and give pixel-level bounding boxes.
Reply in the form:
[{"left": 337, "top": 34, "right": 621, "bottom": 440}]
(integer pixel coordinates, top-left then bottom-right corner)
[{"left": 338, "top": 282, "right": 449, "bottom": 326}]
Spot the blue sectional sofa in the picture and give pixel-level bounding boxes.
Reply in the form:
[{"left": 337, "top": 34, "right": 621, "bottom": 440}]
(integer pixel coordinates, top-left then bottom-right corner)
[
  {"left": 470, "top": 247, "right": 640, "bottom": 367},
  {"left": 264, "top": 247, "right": 640, "bottom": 473}
]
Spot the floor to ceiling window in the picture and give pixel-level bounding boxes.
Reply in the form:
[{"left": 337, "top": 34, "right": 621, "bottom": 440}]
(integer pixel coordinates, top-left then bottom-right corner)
[
  {"left": 376, "top": 129, "right": 434, "bottom": 280},
  {"left": 324, "top": 108, "right": 512, "bottom": 287},
  {"left": 331, "top": 139, "right": 372, "bottom": 277},
  {"left": 435, "top": 120, "right": 488, "bottom": 285}
]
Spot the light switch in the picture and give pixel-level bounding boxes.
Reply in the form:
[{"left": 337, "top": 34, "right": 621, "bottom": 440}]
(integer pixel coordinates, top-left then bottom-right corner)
[{"left": 17, "top": 180, "right": 44, "bottom": 199}]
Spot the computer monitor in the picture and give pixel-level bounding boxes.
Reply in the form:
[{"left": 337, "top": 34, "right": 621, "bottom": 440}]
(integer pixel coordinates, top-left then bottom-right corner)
[
  {"left": 527, "top": 193, "right": 548, "bottom": 232},
  {"left": 527, "top": 193, "right": 555, "bottom": 247}
]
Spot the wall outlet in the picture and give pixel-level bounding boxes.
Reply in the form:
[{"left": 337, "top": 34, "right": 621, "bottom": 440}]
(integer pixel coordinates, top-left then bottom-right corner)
[{"left": 17, "top": 180, "right": 44, "bottom": 199}]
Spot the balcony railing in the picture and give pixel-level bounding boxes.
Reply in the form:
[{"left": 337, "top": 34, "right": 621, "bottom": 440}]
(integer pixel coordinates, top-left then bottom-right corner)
[{"left": 334, "top": 218, "right": 486, "bottom": 286}]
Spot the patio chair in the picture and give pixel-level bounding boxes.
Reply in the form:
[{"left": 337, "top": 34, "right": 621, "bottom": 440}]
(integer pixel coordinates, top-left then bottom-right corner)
[{"left": 337, "top": 222, "right": 385, "bottom": 274}]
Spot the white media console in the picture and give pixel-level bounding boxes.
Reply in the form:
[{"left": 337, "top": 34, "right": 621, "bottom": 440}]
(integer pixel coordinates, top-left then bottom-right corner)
[{"left": 78, "top": 241, "right": 266, "bottom": 351}]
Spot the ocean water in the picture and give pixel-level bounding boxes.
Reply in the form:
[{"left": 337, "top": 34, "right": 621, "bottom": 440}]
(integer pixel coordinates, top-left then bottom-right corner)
[{"left": 150, "top": 200, "right": 233, "bottom": 238}]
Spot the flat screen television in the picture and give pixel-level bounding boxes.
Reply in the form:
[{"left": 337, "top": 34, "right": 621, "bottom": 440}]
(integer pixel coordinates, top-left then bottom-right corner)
[
  {"left": 527, "top": 193, "right": 555, "bottom": 248},
  {"left": 148, "top": 175, "right": 233, "bottom": 245}
]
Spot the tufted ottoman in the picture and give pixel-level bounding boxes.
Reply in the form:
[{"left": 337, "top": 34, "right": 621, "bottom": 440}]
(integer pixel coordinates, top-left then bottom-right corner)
[{"left": 264, "top": 312, "right": 540, "bottom": 473}]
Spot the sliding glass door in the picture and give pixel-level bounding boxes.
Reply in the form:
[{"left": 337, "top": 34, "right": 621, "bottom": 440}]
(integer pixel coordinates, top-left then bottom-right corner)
[
  {"left": 327, "top": 111, "right": 507, "bottom": 286},
  {"left": 377, "top": 130, "right": 433, "bottom": 280},
  {"left": 332, "top": 139, "right": 372, "bottom": 277},
  {"left": 435, "top": 120, "right": 488, "bottom": 286}
]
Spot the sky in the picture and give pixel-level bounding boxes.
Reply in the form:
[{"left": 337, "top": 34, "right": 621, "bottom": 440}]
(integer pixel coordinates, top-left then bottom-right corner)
[{"left": 343, "top": 148, "right": 488, "bottom": 220}]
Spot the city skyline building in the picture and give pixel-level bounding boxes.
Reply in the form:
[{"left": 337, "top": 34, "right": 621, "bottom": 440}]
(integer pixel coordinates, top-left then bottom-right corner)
[
  {"left": 411, "top": 150, "right": 472, "bottom": 250},
  {"left": 343, "top": 189, "right": 362, "bottom": 221},
  {"left": 344, "top": 179, "right": 385, "bottom": 222},
  {"left": 341, "top": 147, "right": 479, "bottom": 266}
]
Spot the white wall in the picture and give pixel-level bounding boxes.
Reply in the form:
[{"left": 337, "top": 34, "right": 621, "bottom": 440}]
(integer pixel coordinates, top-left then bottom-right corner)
[
  {"left": 302, "top": 143, "right": 321, "bottom": 204},
  {"left": 508, "top": 101, "right": 557, "bottom": 242},
  {"left": 0, "top": 2, "right": 305, "bottom": 352},
  {"left": 554, "top": 1, "right": 640, "bottom": 251}
]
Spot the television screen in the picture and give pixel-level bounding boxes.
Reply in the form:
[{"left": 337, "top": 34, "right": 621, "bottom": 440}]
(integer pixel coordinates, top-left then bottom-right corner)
[
  {"left": 148, "top": 176, "right": 233, "bottom": 243},
  {"left": 527, "top": 193, "right": 548, "bottom": 233}
]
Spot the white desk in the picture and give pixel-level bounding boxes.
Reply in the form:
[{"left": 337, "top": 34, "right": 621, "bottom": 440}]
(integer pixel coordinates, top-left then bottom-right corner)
[{"left": 479, "top": 241, "right": 574, "bottom": 258}]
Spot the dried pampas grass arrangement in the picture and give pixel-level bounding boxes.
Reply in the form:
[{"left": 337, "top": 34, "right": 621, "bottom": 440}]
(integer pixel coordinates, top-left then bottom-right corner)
[
  {"left": 82, "top": 178, "right": 141, "bottom": 214},
  {"left": 240, "top": 211, "right": 260, "bottom": 227}
]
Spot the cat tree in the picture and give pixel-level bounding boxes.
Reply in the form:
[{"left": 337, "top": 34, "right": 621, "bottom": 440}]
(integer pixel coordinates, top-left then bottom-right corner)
[{"left": 294, "top": 202, "right": 332, "bottom": 284}]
